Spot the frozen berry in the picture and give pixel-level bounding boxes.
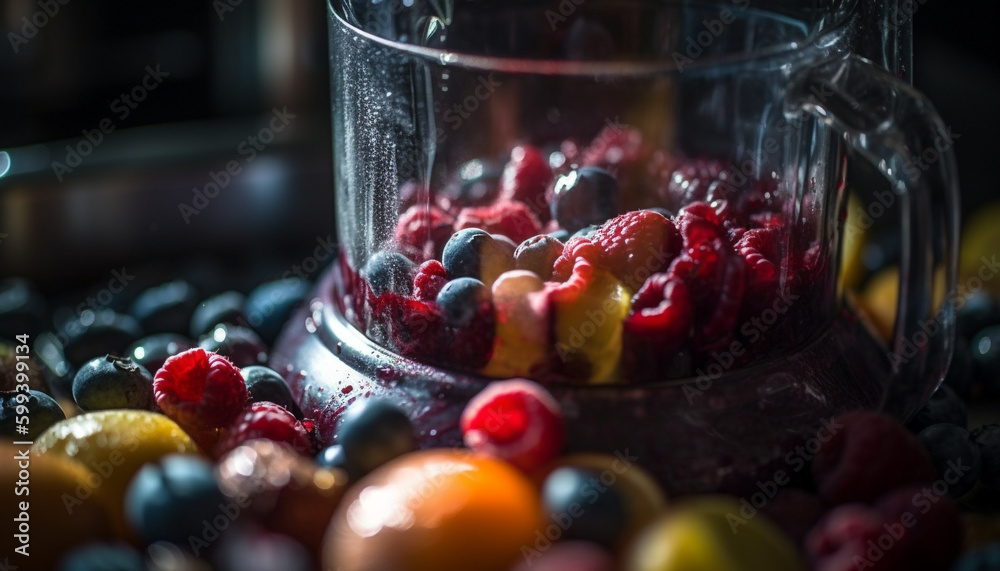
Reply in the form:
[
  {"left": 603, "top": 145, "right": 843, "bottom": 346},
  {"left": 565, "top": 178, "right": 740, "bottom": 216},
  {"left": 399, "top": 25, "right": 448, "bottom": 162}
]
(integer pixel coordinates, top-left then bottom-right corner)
[
  {"left": 336, "top": 398, "right": 417, "bottom": 476},
  {"left": 515, "top": 235, "right": 563, "bottom": 280},
  {"left": 153, "top": 347, "right": 249, "bottom": 433},
  {"left": 591, "top": 210, "right": 680, "bottom": 291},
  {"left": 128, "top": 280, "right": 199, "bottom": 335},
  {"left": 0, "top": 389, "right": 65, "bottom": 439},
  {"left": 394, "top": 204, "right": 454, "bottom": 262},
  {"left": 812, "top": 410, "right": 936, "bottom": 504},
  {"left": 461, "top": 379, "right": 565, "bottom": 472},
  {"left": 413, "top": 259, "right": 449, "bottom": 301},
  {"left": 61, "top": 309, "right": 143, "bottom": 369},
  {"left": 199, "top": 324, "right": 268, "bottom": 368},
  {"left": 972, "top": 326, "right": 1000, "bottom": 395},
  {"left": 217, "top": 401, "right": 312, "bottom": 457},
  {"left": 907, "top": 384, "right": 968, "bottom": 432},
  {"left": 123, "top": 453, "right": 226, "bottom": 545},
  {"left": 442, "top": 228, "right": 516, "bottom": 286},
  {"left": 972, "top": 424, "right": 1000, "bottom": 491},
  {"left": 244, "top": 278, "right": 311, "bottom": 345},
  {"left": 363, "top": 251, "right": 416, "bottom": 297},
  {"left": 72, "top": 354, "right": 155, "bottom": 411},
  {"left": 127, "top": 333, "right": 195, "bottom": 373},
  {"left": 241, "top": 365, "right": 303, "bottom": 419},
  {"left": 436, "top": 278, "right": 492, "bottom": 328},
  {"left": 550, "top": 167, "right": 619, "bottom": 234},
  {"left": 190, "top": 291, "right": 248, "bottom": 340},
  {"left": 917, "top": 423, "right": 981, "bottom": 498},
  {"left": 455, "top": 200, "right": 543, "bottom": 245},
  {"left": 959, "top": 291, "right": 1000, "bottom": 340},
  {"left": 541, "top": 466, "right": 629, "bottom": 547},
  {"left": 498, "top": 145, "right": 554, "bottom": 222},
  {"left": 56, "top": 544, "right": 145, "bottom": 571}
]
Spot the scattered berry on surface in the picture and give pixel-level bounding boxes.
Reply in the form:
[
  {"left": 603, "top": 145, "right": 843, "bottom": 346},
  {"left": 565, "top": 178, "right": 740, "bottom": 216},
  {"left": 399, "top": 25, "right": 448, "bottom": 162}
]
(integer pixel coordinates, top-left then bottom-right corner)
[
  {"left": 1, "top": 388, "right": 65, "bottom": 439},
  {"left": 189, "top": 290, "right": 248, "bottom": 340},
  {"left": 244, "top": 277, "right": 311, "bottom": 345},
  {"left": 128, "top": 280, "right": 199, "bottom": 336},
  {"left": 336, "top": 398, "right": 417, "bottom": 476},
  {"left": 217, "top": 401, "right": 312, "bottom": 457},
  {"left": 199, "top": 324, "right": 269, "bottom": 368},
  {"left": 917, "top": 423, "right": 981, "bottom": 499},
  {"left": 127, "top": 333, "right": 195, "bottom": 375},
  {"left": 241, "top": 365, "right": 303, "bottom": 419},
  {"left": 72, "top": 354, "right": 155, "bottom": 412},
  {"left": 153, "top": 347, "right": 249, "bottom": 434}
]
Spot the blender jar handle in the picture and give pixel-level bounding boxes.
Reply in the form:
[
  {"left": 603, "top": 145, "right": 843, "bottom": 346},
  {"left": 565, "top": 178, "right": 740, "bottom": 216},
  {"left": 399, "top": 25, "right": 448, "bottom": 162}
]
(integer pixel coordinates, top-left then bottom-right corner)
[{"left": 785, "top": 53, "right": 960, "bottom": 420}]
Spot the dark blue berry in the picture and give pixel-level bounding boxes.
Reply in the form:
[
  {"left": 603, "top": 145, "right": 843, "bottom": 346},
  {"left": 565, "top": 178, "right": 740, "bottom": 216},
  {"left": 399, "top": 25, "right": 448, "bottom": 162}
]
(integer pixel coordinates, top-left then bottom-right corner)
[
  {"left": 60, "top": 309, "right": 143, "bottom": 369},
  {"left": 0, "top": 389, "right": 65, "bottom": 439},
  {"left": 972, "top": 326, "right": 1000, "bottom": 396},
  {"left": 959, "top": 291, "right": 1000, "bottom": 340},
  {"left": 199, "top": 324, "right": 268, "bottom": 368},
  {"left": 57, "top": 543, "right": 145, "bottom": 571},
  {"left": 72, "top": 354, "right": 155, "bottom": 412},
  {"left": 972, "top": 424, "right": 1000, "bottom": 491},
  {"left": 950, "top": 541, "right": 1000, "bottom": 571},
  {"left": 190, "top": 291, "right": 248, "bottom": 339},
  {"left": 241, "top": 365, "right": 303, "bottom": 419},
  {"left": 124, "top": 454, "right": 227, "bottom": 545},
  {"left": 515, "top": 235, "right": 563, "bottom": 280},
  {"left": 362, "top": 252, "right": 416, "bottom": 296},
  {"left": 550, "top": 167, "right": 619, "bottom": 233},
  {"left": 442, "top": 228, "right": 515, "bottom": 283},
  {"left": 435, "top": 278, "right": 492, "bottom": 328},
  {"left": 541, "top": 466, "right": 629, "bottom": 547},
  {"left": 316, "top": 444, "right": 351, "bottom": 472},
  {"left": 244, "top": 278, "right": 311, "bottom": 345},
  {"left": 127, "top": 333, "right": 195, "bottom": 373},
  {"left": 945, "top": 337, "right": 974, "bottom": 397},
  {"left": 336, "top": 398, "right": 416, "bottom": 476},
  {"left": 917, "top": 423, "right": 981, "bottom": 499},
  {"left": 907, "top": 384, "right": 968, "bottom": 433},
  {"left": 129, "top": 280, "right": 199, "bottom": 336},
  {"left": 0, "top": 278, "right": 47, "bottom": 340}
]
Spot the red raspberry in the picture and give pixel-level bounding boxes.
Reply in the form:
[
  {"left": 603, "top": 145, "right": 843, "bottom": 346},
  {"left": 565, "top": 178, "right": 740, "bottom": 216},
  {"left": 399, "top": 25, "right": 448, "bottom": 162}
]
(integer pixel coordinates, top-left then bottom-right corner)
[
  {"left": 216, "top": 401, "right": 312, "bottom": 458},
  {"left": 806, "top": 503, "right": 904, "bottom": 571},
  {"left": 591, "top": 210, "right": 681, "bottom": 291},
  {"left": 657, "top": 158, "right": 732, "bottom": 211},
  {"left": 812, "top": 411, "right": 936, "bottom": 504},
  {"left": 394, "top": 204, "right": 454, "bottom": 262},
  {"left": 624, "top": 273, "right": 693, "bottom": 369},
  {"left": 461, "top": 379, "right": 565, "bottom": 473},
  {"left": 413, "top": 260, "right": 449, "bottom": 301},
  {"left": 455, "top": 200, "right": 542, "bottom": 245},
  {"left": 581, "top": 125, "right": 654, "bottom": 210},
  {"left": 376, "top": 294, "right": 448, "bottom": 364},
  {"left": 875, "top": 486, "right": 961, "bottom": 570},
  {"left": 154, "top": 348, "right": 248, "bottom": 434},
  {"left": 498, "top": 145, "right": 553, "bottom": 222},
  {"left": 734, "top": 226, "right": 789, "bottom": 318},
  {"left": 550, "top": 237, "right": 603, "bottom": 283}
]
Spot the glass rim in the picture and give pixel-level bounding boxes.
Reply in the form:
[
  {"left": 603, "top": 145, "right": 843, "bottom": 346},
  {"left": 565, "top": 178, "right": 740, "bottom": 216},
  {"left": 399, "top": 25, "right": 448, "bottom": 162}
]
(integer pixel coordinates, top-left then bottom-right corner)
[{"left": 329, "top": 0, "right": 846, "bottom": 76}]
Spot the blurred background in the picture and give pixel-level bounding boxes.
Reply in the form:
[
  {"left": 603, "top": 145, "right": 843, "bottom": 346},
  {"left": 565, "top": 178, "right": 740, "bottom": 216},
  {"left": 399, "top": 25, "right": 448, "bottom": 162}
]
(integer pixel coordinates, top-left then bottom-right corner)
[{"left": 0, "top": 0, "right": 997, "bottom": 288}]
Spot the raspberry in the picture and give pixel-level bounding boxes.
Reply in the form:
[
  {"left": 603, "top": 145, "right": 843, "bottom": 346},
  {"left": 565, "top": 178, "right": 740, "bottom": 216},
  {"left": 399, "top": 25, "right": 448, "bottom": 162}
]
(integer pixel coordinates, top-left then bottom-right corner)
[
  {"left": 377, "top": 295, "right": 449, "bottom": 364},
  {"left": 806, "top": 503, "right": 903, "bottom": 571},
  {"left": 461, "top": 379, "right": 565, "bottom": 472},
  {"left": 581, "top": 125, "right": 654, "bottom": 210},
  {"left": 154, "top": 347, "right": 248, "bottom": 434},
  {"left": 623, "top": 274, "right": 692, "bottom": 377},
  {"left": 413, "top": 260, "right": 449, "bottom": 301},
  {"left": 812, "top": 411, "right": 936, "bottom": 504},
  {"left": 394, "top": 204, "right": 454, "bottom": 262},
  {"left": 455, "top": 200, "right": 542, "bottom": 245},
  {"left": 498, "top": 145, "right": 553, "bottom": 222},
  {"left": 875, "top": 486, "right": 961, "bottom": 570},
  {"left": 657, "top": 158, "right": 732, "bottom": 211},
  {"left": 592, "top": 210, "right": 681, "bottom": 291},
  {"left": 216, "top": 401, "right": 313, "bottom": 457},
  {"left": 551, "top": 237, "right": 603, "bottom": 283},
  {"left": 734, "top": 226, "right": 797, "bottom": 322}
]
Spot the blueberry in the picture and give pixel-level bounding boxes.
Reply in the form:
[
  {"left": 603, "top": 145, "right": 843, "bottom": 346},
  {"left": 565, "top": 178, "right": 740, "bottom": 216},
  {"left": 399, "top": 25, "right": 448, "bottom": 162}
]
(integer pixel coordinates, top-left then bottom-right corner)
[
  {"left": 129, "top": 280, "right": 199, "bottom": 335},
  {"left": 945, "top": 337, "right": 974, "bottom": 397},
  {"left": 541, "top": 466, "right": 629, "bottom": 547},
  {"left": 548, "top": 229, "right": 572, "bottom": 243},
  {"left": 0, "top": 278, "right": 48, "bottom": 340},
  {"left": 56, "top": 543, "right": 145, "bottom": 571},
  {"left": 190, "top": 291, "right": 248, "bottom": 339},
  {"left": 336, "top": 398, "right": 417, "bottom": 476},
  {"left": 72, "top": 354, "right": 155, "bottom": 412},
  {"left": 959, "top": 291, "right": 1000, "bottom": 340},
  {"left": 241, "top": 365, "right": 303, "bottom": 419},
  {"left": 362, "top": 251, "right": 416, "bottom": 296},
  {"left": 443, "top": 158, "right": 502, "bottom": 206},
  {"left": 550, "top": 167, "right": 619, "bottom": 233},
  {"left": 60, "top": 309, "right": 143, "bottom": 369},
  {"left": 124, "top": 454, "right": 227, "bottom": 545},
  {"left": 972, "top": 424, "right": 1000, "bottom": 491},
  {"left": 199, "top": 324, "right": 268, "bottom": 368},
  {"left": 972, "top": 326, "right": 1000, "bottom": 395},
  {"left": 244, "top": 278, "right": 311, "bottom": 345},
  {"left": 917, "top": 423, "right": 981, "bottom": 498},
  {"left": 442, "top": 228, "right": 516, "bottom": 285},
  {"left": 127, "top": 333, "right": 195, "bottom": 373},
  {"left": 0, "top": 389, "right": 65, "bottom": 439},
  {"left": 950, "top": 542, "right": 1000, "bottom": 571},
  {"left": 316, "top": 444, "right": 351, "bottom": 472},
  {"left": 436, "top": 278, "right": 492, "bottom": 328},
  {"left": 515, "top": 235, "right": 563, "bottom": 280},
  {"left": 907, "top": 384, "right": 968, "bottom": 433}
]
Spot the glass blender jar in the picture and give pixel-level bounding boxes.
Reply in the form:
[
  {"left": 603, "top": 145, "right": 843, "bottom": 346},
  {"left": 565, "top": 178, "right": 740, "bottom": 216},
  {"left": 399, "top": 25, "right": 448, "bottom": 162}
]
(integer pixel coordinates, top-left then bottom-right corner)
[{"left": 272, "top": 0, "right": 958, "bottom": 493}]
